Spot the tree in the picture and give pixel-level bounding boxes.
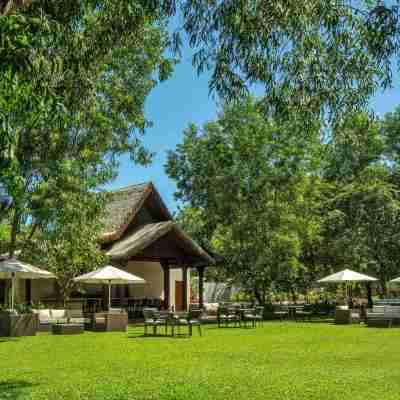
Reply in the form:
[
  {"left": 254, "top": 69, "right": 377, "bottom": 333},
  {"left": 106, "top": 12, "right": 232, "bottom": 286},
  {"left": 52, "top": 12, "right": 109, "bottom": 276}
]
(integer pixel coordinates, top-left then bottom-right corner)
[
  {"left": 23, "top": 188, "right": 108, "bottom": 305},
  {"left": 167, "top": 97, "right": 323, "bottom": 303},
  {"left": 317, "top": 112, "right": 400, "bottom": 295},
  {"left": 0, "top": 0, "right": 32, "bottom": 16},
  {"left": 0, "top": 1, "right": 175, "bottom": 256},
  {"left": 3, "top": 2, "right": 400, "bottom": 126},
  {"left": 179, "top": 1, "right": 400, "bottom": 121},
  {"left": 324, "top": 112, "right": 384, "bottom": 182},
  {"left": 326, "top": 166, "right": 400, "bottom": 295}
]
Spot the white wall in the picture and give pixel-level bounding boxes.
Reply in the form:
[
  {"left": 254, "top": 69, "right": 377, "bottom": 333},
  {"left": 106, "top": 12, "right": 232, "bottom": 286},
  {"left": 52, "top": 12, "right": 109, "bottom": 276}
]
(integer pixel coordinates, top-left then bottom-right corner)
[
  {"left": 10, "top": 261, "right": 191, "bottom": 309},
  {"left": 125, "top": 261, "right": 163, "bottom": 299},
  {"left": 124, "top": 261, "right": 190, "bottom": 309}
]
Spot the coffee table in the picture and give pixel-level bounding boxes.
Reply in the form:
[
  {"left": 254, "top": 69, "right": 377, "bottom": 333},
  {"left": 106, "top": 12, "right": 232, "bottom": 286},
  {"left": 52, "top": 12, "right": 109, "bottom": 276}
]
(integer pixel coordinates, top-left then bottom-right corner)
[{"left": 52, "top": 323, "right": 84, "bottom": 335}]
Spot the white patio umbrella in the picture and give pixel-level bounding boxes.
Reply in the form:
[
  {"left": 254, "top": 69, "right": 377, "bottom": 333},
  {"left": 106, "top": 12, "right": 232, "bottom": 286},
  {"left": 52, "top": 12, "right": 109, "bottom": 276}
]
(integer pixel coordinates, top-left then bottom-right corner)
[
  {"left": 390, "top": 276, "right": 400, "bottom": 283},
  {"left": 318, "top": 268, "right": 378, "bottom": 299},
  {"left": 74, "top": 265, "right": 146, "bottom": 310},
  {"left": 0, "top": 258, "right": 55, "bottom": 311}
]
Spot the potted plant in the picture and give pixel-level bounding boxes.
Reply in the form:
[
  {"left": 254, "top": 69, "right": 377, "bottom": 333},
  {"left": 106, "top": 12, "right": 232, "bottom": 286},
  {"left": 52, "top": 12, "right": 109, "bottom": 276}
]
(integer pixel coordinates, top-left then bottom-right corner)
[{"left": 0, "top": 303, "right": 38, "bottom": 337}]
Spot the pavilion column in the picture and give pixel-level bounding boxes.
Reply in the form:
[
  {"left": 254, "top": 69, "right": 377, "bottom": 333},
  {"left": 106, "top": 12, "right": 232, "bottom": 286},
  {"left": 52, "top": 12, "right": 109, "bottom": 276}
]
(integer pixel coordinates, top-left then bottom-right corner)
[
  {"left": 161, "top": 262, "right": 170, "bottom": 310},
  {"left": 25, "top": 279, "right": 32, "bottom": 304},
  {"left": 197, "top": 266, "right": 205, "bottom": 309},
  {"left": 182, "top": 265, "right": 189, "bottom": 311}
]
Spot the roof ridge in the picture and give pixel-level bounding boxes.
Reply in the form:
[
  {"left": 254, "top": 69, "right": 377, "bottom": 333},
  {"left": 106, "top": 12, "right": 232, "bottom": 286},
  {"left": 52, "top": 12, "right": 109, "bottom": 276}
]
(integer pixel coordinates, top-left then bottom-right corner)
[{"left": 110, "top": 182, "right": 152, "bottom": 193}]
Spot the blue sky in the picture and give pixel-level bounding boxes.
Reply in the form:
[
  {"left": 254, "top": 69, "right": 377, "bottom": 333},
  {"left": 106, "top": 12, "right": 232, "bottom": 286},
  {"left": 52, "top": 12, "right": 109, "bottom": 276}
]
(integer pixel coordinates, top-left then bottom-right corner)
[{"left": 107, "top": 37, "right": 400, "bottom": 214}]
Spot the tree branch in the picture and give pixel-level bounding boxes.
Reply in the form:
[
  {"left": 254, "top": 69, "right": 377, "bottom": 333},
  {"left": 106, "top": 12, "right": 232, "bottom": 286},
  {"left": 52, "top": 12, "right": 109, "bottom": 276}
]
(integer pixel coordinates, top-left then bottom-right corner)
[{"left": 0, "top": 0, "right": 33, "bottom": 16}]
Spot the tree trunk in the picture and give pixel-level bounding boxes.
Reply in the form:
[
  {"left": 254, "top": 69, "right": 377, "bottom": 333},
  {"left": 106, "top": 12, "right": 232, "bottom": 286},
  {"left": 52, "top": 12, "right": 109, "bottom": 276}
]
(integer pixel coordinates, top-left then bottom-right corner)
[
  {"left": 0, "top": 0, "right": 33, "bottom": 16},
  {"left": 254, "top": 288, "right": 264, "bottom": 305},
  {"left": 9, "top": 208, "right": 20, "bottom": 258},
  {"left": 380, "top": 280, "right": 387, "bottom": 299},
  {"left": 290, "top": 287, "right": 297, "bottom": 303}
]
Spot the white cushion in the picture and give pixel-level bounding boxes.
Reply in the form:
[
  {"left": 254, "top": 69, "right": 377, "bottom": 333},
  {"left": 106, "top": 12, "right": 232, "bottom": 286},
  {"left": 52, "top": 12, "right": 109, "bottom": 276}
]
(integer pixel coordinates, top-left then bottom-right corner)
[
  {"left": 384, "top": 306, "right": 400, "bottom": 318},
  {"left": 337, "top": 305, "right": 349, "bottom": 310},
  {"left": 204, "top": 303, "right": 219, "bottom": 315},
  {"left": 38, "top": 309, "right": 51, "bottom": 322},
  {"left": 51, "top": 309, "right": 66, "bottom": 319}
]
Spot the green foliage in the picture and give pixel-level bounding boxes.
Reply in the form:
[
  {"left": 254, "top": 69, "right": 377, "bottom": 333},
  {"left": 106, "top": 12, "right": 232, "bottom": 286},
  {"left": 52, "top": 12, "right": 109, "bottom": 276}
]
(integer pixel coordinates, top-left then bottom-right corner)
[
  {"left": 179, "top": 1, "right": 400, "bottom": 121},
  {"left": 168, "top": 98, "right": 400, "bottom": 299},
  {"left": 23, "top": 189, "right": 108, "bottom": 305},
  {"left": 167, "top": 97, "right": 324, "bottom": 302},
  {"left": 0, "top": 1, "right": 176, "bottom": 264}
]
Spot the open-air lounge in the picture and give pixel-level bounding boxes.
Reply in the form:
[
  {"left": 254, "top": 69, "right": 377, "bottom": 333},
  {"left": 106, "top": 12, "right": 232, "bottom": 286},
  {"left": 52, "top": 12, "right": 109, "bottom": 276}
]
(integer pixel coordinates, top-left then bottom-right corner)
[{"left": 0, "top": 183, "right": 215, "bottom": 333}]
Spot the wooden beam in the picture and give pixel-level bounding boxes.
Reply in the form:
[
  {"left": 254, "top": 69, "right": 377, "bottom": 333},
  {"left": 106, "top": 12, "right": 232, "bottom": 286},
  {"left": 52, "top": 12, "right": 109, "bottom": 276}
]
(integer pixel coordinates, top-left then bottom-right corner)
[
  {"left": 197, "top": 266, "right": 205, "bottom": 309},
  {"left": 182, "top": 265, "right": 188, "bottom": 311},
  {"left": 25, "top": 279, "right": 32, "bottom": 304},
  {"left": 161, "top": 262, "right": 170, "bottom": 310},
  {"left": 129, "top": 256, "right": 178, "bottom": 264}
]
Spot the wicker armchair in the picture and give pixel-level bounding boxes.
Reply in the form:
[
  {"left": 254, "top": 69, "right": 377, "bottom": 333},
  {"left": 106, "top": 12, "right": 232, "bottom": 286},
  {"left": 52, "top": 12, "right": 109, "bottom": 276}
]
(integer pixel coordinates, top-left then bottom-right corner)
[
  {"left": 187, "top": 309, "right": 203, "bottom": 336},
  {"left": 217, "top": 306, "right": 240, "bottom": 328},
  {"left": 143, "top": 308, "right": 167, "bottom": 336},
  {"left": 273, "top": 306, "right": 289, "bottom": 321},
  {"left": 254, "top": 306, "right": 264, "bottom": 327},
  {"left": 335, "top": 308, "right": 360, "bottom": 325},
  {"left": 241, "top": 308, "right": 257, "bottom": 328},
  {"left": 167, "top": 312, "right": 190, "bottom": 336},
  {"left": 89, "top": 310, "right": 128, "bottom": 332}
]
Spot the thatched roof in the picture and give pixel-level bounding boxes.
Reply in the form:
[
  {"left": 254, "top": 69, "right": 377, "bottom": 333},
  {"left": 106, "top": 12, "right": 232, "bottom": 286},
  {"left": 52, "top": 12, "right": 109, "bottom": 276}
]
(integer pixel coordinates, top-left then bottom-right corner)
[
  {"left": 101, "top": 182, "right": 172, "bottom": 242},
  {"left": 106, "top": 221, "right": 214, "bottom": 265},
  {"left": 101, "top": 182, "right": 214, "bottom": 266}
]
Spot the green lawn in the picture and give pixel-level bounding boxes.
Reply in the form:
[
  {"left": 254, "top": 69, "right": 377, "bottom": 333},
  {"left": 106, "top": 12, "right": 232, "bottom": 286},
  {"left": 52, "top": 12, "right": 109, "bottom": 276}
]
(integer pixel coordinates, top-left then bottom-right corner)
[{"left": 1, "top": 322, "right": 399, "bottom": 400}]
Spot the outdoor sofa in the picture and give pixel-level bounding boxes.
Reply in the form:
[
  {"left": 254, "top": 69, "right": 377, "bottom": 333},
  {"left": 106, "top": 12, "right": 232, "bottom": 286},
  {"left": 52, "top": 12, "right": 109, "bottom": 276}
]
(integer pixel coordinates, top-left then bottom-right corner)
[
  {"left": 366, "top": 305, "right": 400, "bottom": 328},
  {"left": 34, "top": 308, "right": 89, "bottom": 332}
]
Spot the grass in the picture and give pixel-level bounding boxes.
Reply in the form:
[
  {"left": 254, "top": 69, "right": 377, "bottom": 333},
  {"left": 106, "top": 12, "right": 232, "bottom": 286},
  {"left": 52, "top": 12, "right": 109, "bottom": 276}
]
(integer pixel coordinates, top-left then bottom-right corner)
[{"left": 1, "top": 322, "right": 400, "bottom": 400}]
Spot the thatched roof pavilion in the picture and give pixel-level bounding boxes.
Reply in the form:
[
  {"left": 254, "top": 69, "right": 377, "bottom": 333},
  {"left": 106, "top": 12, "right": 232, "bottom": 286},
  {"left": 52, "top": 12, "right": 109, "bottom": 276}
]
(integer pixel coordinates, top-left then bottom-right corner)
[{"left": 100, "top": 182, "right": 214, "bottom": 310}]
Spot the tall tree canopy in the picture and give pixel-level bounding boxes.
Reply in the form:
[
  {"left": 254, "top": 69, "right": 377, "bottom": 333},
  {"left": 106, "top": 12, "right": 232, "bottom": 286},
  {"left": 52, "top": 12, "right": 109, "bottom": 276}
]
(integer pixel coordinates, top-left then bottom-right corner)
[
  {"left": 179, "top": 0, "right": 400, "bottom": 121},
  {"left": 3, "top": 1, "right": 400, "bottom": 122},
  {"left": 0, "top": 0, "right": 175, "bottom": 255},
  {"left": 167, "top": 98, "right": 324, "bottom": 302},
  {"left": 168, "top": 99, "right": 400, "bottom": 301}
]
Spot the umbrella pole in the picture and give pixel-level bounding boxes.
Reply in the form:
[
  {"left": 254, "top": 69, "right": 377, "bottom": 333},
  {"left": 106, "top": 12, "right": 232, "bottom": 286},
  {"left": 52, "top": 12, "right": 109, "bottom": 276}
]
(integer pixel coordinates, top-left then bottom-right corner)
[{"left": 11, "top": 272, "right": 15, "bottom": 312}]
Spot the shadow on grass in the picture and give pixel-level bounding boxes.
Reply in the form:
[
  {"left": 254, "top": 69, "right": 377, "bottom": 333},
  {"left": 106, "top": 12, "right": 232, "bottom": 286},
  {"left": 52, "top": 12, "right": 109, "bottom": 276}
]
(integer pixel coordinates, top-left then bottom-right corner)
[
  {"left": 128, "top": 332, "right": 196, "bottom": 340},
  {"left": 0, "top": 380, "right": 36, "bottom": 400},
  {"left": 293, "top": 319, "right": 335, "bottom": 324},
  {"left": 0, "top": 337, "right": 19, "bottom": 343}
]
